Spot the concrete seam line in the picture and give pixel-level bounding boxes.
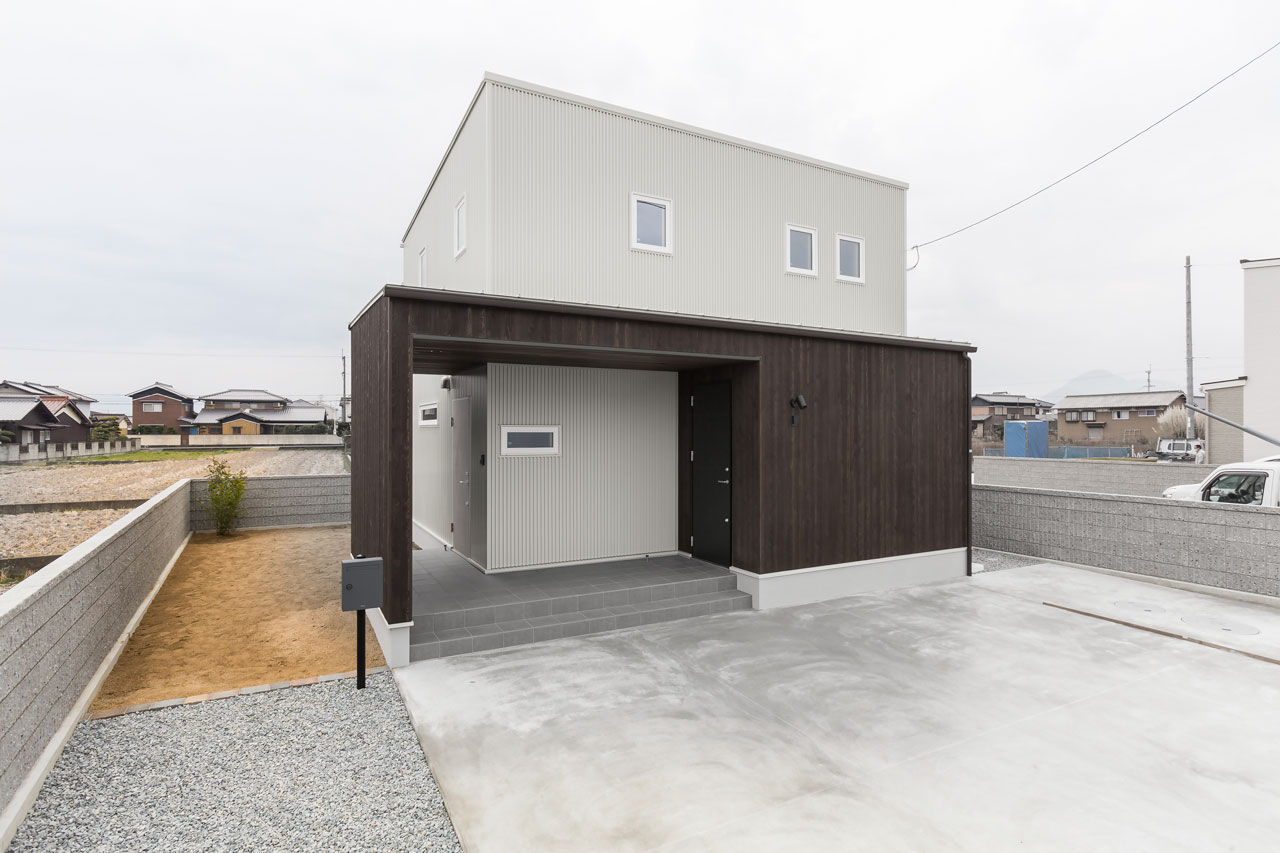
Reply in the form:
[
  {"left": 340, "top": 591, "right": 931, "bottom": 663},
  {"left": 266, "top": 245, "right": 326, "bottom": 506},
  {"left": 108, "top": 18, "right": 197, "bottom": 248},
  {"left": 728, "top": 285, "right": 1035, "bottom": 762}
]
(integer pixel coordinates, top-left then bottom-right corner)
[
  {"left": 1042, "top": 601, "right": 1280, "bottom": 666},
  {"left": 0, "top": 528, "right": 192, "bottom": 851}
]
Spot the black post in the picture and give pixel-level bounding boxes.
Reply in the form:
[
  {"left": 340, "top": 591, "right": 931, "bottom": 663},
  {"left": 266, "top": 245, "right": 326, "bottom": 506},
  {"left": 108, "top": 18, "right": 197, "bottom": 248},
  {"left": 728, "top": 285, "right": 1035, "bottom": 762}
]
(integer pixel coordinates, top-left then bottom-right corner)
[{"left": 356, "top": 608, "right": 366, "bottom": 689}]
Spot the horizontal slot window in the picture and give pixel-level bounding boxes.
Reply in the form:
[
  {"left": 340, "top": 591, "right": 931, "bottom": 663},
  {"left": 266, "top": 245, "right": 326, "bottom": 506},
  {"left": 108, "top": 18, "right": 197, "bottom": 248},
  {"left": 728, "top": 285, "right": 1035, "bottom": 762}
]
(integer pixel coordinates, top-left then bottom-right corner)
[{"left": 501, "top": 425, "right": 561, "bottom": 456}]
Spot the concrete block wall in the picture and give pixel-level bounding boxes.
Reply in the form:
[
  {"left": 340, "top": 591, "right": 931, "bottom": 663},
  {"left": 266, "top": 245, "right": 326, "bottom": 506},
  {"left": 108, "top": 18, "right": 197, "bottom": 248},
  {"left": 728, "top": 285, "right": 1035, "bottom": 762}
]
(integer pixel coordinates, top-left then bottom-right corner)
[
  {"left": 973, "top": 485, "right": 1280, "bottom": 596},
  {"left": 139, "top": 434, "right": 342, "bottom": 448},
  {"left": 0, "top": 439, "right": 140, "bottom": 464},
  {"left": 0, "top": 480, "right": 190, "bottom": 818},
  {"left": 189, "top": 474, "right": 350, "bottom": 531},
  {"left": 972, "top": 457, "right": 1213, "bottom": 497}
]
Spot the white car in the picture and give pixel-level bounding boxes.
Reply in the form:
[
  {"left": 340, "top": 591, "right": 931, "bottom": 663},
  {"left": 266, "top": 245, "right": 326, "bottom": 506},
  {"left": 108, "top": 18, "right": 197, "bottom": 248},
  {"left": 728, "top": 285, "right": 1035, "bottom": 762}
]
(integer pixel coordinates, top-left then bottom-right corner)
[{"left": 1162, "top": 458, "right": 1280, "bottom": 506}]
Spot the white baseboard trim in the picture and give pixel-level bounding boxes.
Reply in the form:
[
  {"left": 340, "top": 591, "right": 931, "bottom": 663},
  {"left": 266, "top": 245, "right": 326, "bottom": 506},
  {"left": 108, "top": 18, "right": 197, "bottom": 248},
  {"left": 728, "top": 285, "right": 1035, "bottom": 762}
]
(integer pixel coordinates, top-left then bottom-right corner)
[
  {"left": 411, "top": 519, "right": 451, "bottom": 551},
  {"left": 368, "top": 606, "right": 413, "bottom": 669},
  {"left": 730, "top": 547, "right": 969, "bottom": 610},
  {"left": 0, "top": 531, "right": 192, "bottom": 851}
]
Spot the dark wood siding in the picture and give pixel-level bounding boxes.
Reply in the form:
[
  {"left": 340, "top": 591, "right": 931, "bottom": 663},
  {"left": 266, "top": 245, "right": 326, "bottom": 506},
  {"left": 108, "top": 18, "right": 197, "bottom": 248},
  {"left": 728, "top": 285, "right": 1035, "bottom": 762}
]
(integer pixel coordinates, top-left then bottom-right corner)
[{"left": 352, "top": 290, "right": 971, "bottom": 619}]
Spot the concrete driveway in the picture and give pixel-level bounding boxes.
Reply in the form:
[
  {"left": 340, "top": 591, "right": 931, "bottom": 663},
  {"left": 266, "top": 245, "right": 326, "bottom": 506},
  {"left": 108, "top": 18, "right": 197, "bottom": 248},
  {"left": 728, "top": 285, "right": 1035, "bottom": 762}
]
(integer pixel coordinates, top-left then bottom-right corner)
[{"left": 396, "top": 563, "right": 1280, "bottom": 852}]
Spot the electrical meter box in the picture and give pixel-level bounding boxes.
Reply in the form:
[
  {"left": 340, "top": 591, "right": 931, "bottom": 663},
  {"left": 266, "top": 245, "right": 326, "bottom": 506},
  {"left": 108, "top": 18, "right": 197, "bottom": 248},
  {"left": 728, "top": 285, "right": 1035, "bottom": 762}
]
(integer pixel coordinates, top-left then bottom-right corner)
[{"left": 341, "top": 556, "right": 384, "bottom": 611}]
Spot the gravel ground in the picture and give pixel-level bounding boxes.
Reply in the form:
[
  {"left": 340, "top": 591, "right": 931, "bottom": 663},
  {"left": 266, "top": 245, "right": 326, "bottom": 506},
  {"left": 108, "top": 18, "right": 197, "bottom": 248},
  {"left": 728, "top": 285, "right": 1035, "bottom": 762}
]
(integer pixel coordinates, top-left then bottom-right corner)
[
  {"left": 972, "top": 548, "right": 1049, "bottom": 573},
  {"left": 11, "top": 673, "right": 461, "bottom": 853},
  {"left": 0, "top": 448, "right": 345, "bottom": 504}
]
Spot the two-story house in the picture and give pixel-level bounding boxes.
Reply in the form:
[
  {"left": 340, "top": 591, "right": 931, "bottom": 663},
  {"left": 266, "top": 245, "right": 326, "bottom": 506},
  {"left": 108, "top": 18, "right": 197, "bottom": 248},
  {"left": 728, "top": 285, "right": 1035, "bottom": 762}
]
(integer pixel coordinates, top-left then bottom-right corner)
[
  {"left": 1055, "top": 390, "right": 1191, "bottom": 445},
  {"left": 0, "top": 381, "right": 96, "bottom": 443},
  {"left": 970, "top": 392, "right": 1053, "bottom": 438},
  {"left": 129, "top": 381, "right": 196, "bottom": 432},
  {"left": 349, "top": 75, "right": 975, "bottom": 665},
  {"left": 186, "top": 389, "right": 330, "bottom": 435}
]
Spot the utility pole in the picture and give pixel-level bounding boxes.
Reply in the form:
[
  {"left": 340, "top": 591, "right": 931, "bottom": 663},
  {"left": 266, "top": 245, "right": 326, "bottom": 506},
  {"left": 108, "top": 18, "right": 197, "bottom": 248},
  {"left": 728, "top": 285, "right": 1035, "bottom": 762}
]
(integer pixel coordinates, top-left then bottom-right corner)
[
  {"left": 1145, "top": 364, "right": 1152, "bottom": 392},
  {"left": 1185, "top": 256, "right": 1197, "bottom": 441},
  {"left": 340, "top": 350, "right": 348, "bottom": 434}
]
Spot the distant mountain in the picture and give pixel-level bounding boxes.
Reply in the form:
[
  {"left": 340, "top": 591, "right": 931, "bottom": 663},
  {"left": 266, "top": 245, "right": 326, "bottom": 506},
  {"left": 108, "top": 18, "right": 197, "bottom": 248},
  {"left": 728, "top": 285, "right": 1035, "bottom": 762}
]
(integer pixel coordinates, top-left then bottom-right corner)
[{"left": 1040, "top": 370, "right": 1182, "bottom": 405}]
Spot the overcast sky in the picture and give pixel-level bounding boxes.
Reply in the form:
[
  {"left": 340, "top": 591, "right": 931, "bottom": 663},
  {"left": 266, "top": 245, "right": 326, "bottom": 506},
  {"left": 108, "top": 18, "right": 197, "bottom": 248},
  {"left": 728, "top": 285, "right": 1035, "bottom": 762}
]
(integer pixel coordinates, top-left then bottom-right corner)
[{"left": 2, "top": 1, "right": 1277, "bottom": 412}]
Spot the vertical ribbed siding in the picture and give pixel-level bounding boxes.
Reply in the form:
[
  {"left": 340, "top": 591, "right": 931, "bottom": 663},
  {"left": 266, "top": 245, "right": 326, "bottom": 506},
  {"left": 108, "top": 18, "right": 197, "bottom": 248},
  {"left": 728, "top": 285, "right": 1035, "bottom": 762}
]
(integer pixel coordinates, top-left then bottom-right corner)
[
  {"left": 487, "top": 364, "right": 678, "bottom": 570},
  {"left": 411, "top": 374, "right": 453, "bottom": 545},
  {"left": 487, "top": 83, "right": 906, "bottom": 335},
  {"left": 401, "top": 86, "right": 489, "bottom": 291}
]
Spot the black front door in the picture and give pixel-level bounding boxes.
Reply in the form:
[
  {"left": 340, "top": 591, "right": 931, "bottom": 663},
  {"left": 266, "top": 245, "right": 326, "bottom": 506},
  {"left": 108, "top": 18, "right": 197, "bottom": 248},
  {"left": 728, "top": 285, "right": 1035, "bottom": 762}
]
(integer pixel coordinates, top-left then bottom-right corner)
[{"left": 691, "top": 381, "right": 732, "bottom": 566}]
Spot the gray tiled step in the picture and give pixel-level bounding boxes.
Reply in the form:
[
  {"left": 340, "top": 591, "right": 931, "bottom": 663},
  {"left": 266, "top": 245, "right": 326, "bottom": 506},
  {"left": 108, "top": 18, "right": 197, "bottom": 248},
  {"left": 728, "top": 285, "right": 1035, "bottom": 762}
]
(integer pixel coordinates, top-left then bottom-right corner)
[
  {"left": 409, "top": 589, "right": 752, "bottom": 661},
  {"left": 409, "top": 573, "right": 737, "bottom": 641}
]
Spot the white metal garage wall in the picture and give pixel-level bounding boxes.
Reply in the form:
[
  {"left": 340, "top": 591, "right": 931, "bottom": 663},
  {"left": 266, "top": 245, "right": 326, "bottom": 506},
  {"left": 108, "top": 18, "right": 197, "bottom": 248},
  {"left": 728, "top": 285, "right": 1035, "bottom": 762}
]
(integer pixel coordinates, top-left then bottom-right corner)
[
  {"left": 486, "top": 363, "right": 678, "bottom": 570},
  {"left": 411, "top": 374, "right": 453, "bottom": 548}
]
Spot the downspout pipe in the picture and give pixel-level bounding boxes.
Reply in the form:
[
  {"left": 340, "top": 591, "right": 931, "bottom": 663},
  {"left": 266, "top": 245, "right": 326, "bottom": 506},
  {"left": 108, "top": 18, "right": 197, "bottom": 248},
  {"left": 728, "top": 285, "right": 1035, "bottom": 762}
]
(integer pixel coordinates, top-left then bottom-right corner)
[{"left": 1186, "top": 403, "right": 1280, "bottom": 450}]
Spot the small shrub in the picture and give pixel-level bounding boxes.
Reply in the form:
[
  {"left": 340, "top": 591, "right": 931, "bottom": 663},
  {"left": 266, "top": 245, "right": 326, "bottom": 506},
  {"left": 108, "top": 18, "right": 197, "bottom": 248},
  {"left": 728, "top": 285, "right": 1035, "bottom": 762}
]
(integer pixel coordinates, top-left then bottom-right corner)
[{"left": 201, "top": 458, "right": 248, "bottom": 535}]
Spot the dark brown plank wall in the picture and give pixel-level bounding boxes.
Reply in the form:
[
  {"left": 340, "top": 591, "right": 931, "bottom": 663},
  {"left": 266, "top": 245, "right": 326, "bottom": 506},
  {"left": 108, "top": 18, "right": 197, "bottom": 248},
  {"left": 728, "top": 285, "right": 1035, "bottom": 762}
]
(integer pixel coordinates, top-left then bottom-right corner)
[{"left": 353, "top": 291, "right": 970, "bottom": 616}]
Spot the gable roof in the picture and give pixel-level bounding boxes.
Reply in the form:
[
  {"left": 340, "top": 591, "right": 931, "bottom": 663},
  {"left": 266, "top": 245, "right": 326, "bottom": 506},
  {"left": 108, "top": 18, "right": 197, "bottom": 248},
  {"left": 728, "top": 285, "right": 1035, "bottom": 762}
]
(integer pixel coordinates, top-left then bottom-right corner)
[
  {"left": 199, "top": 389, "right": 289, "bottom": 403},
  {"left": 972, "top": 393, "right": 1053, "bottom": 407},
  {"left": 0, "top": 395, "right": 65, "bottom": 428},
  {"left": 1057, "top": 390, "right": 1186, "bottom": 410},
  {"left": 187, "top": 404, "right": 328, "bottom": 425},
  {"left": 402, "top": 73, "right": 909, "bottom": 244},
  {"left": 130, "top": 381, "right": 194, "bottom": 402},
  {"left": 0, "top": 380, "right": 97, "bottom": 404}
]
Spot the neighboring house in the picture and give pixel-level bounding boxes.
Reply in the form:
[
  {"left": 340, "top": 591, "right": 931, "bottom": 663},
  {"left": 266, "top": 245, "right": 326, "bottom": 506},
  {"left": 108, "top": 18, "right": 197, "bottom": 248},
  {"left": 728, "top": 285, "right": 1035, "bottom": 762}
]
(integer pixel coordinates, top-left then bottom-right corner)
[
  {"left": 0, "top": 380, "right": 96, "bottom": 442},
  {"left": 1055, "top": 390, "right": 1189, "bottom": 445},
  {"left": 0, "top": 395, "right": 65, "bottom": 445},
  {"left": 350, "top": 74, "right": 975, "bottom": 660},
  {"left": 1203, "top": 258, "right": 1280, "bottom": 462},
  {"left": 187, "top": 389, "right": 329, "bottom": 435},
  {"left": 1201, "top": 377, "right": 1246, "bottom": 465},
  {"left": 970, "top": 392, "right": 1054, "bottom": 438},
  {"left": 129, "top": 381, "right": 196, "bottom": 432}
]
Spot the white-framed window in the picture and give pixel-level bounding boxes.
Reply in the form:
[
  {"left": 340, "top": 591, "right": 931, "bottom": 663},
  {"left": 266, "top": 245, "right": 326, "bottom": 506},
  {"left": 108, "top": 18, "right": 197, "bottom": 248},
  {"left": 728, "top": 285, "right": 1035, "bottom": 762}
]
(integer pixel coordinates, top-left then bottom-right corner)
[
  {"left": 141, "top": 402, "right": 163, "bottom": 413},
  {"left": 786, "top": 225, "right": 816, "bottom": 276},
  {"left": 417, "top": 247, "right": 427, "bottom": 285},
  {"left": 1064, "top": 411, "right": 1080, "bottom": 422},
  {"left": 1114, "top": 409, "right": 1129, "bottom": 419},
  {"left": 1140, "top": 409, "right": 1157, "bottom": 417},
  {"left": 454, "top": 195, "right": 467, "bottom": 258},
  {"left": 500, "top": 425, "right": 560, "bottom": 456},
  {"left": 630, "top": 192, "right": 671, "bottom": 253},
  {"left": 835, "top": 234, "right": 865, "bottom": 283},
  {"left": 418, "top": 402, "right": 439, "bottom": 427}
]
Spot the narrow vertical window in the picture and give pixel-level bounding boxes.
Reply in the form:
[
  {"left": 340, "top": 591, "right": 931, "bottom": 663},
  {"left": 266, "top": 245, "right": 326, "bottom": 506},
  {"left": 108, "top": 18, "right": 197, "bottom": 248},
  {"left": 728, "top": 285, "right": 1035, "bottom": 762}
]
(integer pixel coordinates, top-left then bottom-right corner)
[
  {"left": 630, "top": 193, "right": 671, "bottom": 253},
  {"left": 418, "top": 247, "right": 427, "bottom": 284},
  {"left": 786, "top": 225, "right": 816, "bottom": 275},
  {"left": 454, "top": 196, "right": 467, "bottom": 258},
  {"left": 836, "top": 234, "right": 864, "bottom": 283}
]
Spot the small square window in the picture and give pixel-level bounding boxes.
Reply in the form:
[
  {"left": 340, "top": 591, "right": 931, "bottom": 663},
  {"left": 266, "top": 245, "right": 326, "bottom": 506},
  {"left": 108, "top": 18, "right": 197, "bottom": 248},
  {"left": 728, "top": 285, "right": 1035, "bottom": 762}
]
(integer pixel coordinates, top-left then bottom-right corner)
[
  {"left": 630, "top": 193, "right": 671, "bottom": 253},
  {"left": 454, "top": 196, "right": 467, "bottom": 258},
  {"left": 500, "top": 425, "right": 561, "bottom": 456},
  {"left": 836, "top": 234, "right": 864, "bottom": 283},
  {"left": 786, "top": 225, "right": 815, "bottom": 275},
  {"left": 419, "top": 403, "right": 439, "bottom": 427}
]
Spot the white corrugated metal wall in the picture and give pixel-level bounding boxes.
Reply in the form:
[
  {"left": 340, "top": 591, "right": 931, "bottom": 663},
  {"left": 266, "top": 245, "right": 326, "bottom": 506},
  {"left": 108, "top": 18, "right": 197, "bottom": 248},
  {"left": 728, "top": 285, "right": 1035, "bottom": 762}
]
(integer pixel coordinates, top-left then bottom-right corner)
[
  {"left": 486, "top": 363, "right": 678, "bottom": 570},
  {"left": 411, "top": 374, "right": 453, "bottom": 546},
  {"left": 487, "top": 81, "right": 907, "bottom": 335},
  {"left": 401, "top": 86, "right": 490, "bottom": 291}
]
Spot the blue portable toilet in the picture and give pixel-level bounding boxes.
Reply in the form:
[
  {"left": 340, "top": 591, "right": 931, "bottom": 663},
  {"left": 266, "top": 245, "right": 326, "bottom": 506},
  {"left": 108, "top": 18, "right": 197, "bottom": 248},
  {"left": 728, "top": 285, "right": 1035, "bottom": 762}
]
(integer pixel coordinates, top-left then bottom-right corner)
[{"left": 1004, "top": 420, "right": 1049, "bottom": 458}]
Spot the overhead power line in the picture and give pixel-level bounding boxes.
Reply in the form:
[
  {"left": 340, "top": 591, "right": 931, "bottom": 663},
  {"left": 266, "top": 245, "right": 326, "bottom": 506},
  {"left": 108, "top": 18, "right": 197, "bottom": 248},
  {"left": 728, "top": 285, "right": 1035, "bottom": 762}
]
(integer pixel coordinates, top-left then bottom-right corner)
[
  {"left": 0, "top": 345, "right": 338, "bottom": 359},
  {"left": 911, "top": 36, "right": 1280, "bottom": 256}
]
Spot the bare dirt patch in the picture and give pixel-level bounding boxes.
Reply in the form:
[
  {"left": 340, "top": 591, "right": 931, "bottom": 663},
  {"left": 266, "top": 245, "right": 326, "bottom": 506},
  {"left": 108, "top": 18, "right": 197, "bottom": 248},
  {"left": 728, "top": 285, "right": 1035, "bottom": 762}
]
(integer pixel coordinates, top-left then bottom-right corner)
[
  {"left": 93, "top": 524, "right": 383, "bottom": 710},
  {"left": 0, "top": 509, "right": 131, "bottom": 559},
  {"left": 0, "top": 447, "right": 344, "bottom": 505}
]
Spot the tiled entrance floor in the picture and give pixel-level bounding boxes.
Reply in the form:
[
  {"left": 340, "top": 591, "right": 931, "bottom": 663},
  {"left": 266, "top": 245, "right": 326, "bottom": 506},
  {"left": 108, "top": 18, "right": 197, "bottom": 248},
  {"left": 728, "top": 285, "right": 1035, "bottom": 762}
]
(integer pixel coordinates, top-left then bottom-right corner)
[{"left": 410, "top": 548, "right": 750, "bottom": 660}]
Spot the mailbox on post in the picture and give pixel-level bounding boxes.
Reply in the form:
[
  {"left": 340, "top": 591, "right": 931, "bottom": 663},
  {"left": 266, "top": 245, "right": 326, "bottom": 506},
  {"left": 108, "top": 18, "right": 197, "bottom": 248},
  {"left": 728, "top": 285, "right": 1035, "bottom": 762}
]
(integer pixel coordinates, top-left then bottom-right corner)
[{"left": 341, "top": 555, "right": 383, "bottom": 689}]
